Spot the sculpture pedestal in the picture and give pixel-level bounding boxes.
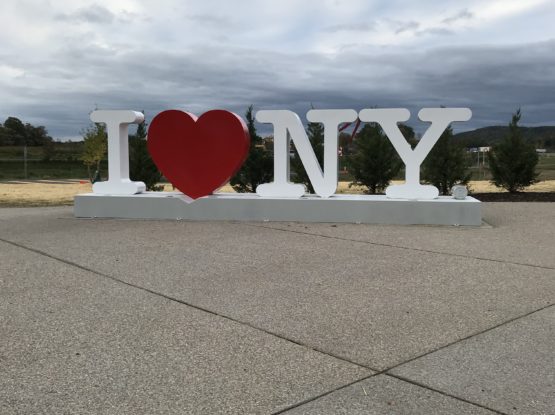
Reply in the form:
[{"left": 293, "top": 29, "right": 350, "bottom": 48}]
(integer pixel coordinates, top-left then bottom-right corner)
[{"left": 74, "top": 192, "right": 481, "bottom": 226}]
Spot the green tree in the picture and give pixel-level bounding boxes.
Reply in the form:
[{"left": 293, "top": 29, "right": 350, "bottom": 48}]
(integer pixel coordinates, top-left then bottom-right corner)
[
  {"left": 488, "top": 109, "right": 539, "bottom": 193},
  {"left": 3, "top": 117, "right": 26, "bottom": 145},
  {"left": 81, "top": 122, "right": 107, "bottom": 183},
  {"left": 0, "top": 117, "right": 53, "bottom": 146},
  {"left": 0, "top": 124, "right": 8, "bottom": 145},
  {"left": 290, "top": 119, "right": 324, "bottom": 194},
  {"left": 24, "top": 124, "right": 53, "bottom": 146},
  {"left": 129, "top": 117, "right": 163, "bottom": 191},
  {"left": 399, "top": 124, "right": 417, "bottom": 148},
  {"left": 422, "top": 125, "right": 471, "bottom": 195},
  {"left": 230, "top": 105, "right": 273, "bottom": 192},
  {"left": 338, "top": 132, "right": 352, "bottom": 155},
  {"left": 348, "top": 123, "right": 402, "bottom": 194}
]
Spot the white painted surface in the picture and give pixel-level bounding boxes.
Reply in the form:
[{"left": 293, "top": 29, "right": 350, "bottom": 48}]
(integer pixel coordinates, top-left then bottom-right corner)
[
  {"left": 255, "top": 109, "right": 357, "bottom": 198},
  {"left": 90, "top": 110, "right": 146, "bottom": 195},
  {"left": 359, "top": 108, "right": 472, "bottom": 200},
  {"left": 74, "top": 193, "right": 481, "bottom": 226}
]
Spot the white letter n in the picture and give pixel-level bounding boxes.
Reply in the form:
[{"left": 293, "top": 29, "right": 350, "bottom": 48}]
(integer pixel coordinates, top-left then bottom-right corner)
[{"left": 255, "top": 109, "right": 357, "bottom": 198}]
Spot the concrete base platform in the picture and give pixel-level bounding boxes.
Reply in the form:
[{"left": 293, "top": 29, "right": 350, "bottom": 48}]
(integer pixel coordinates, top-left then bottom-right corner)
[{"left": 74, "top": 192, "right": 481, "bottom": 225}]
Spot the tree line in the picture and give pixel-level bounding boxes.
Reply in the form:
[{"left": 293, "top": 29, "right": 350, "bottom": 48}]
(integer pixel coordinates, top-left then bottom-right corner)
[
  {"left": 233, "top": 106, "right": 538, "bottom": 195},
  {"left": 454, "top": 125, "right": 555, "bottom": 150},
  {"left": 3, "top": 108, "right": 539, "bottom": 194},
  {"left": 0, "top": 117, "right": 53, "bottom": 146}
]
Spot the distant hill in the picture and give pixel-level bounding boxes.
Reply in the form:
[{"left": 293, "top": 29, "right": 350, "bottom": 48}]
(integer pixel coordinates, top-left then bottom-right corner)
[{"left": 454, "top": 126, "right": 555, "bottom": 150}]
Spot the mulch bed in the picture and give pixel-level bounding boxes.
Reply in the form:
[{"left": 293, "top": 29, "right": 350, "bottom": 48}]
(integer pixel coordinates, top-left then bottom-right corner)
[{"left": 471, "top": 192, "right": 555, "bottom": 202}]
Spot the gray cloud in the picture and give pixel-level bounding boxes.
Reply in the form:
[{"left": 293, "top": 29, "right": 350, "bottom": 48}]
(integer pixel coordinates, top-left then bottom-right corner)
[
  {"left": 324, "top": 22, "right": 376, "bottom": 33},
  {"left": 2, "top": 34, "right": 555, "bottom": 139},
  {"left": 2, "top": 0, "right": 554, "bottom": 141},
  {"left": 442, "top": 9, "right": 474, "bottom": 25},
  {"left": 407, "top": 8, "right": 473, "bottom": 39},
  {"left": 186, "top": 14, "right": 234, "bottom": 27},
  {"left": 55, "top": 5, "right": 116, "bottom": 24},
  {"left": 416, "top": 27, "right": 454, "bottom": 37},
  {"left": 393, "top": 20, "right": 420, "bottom": 35}
]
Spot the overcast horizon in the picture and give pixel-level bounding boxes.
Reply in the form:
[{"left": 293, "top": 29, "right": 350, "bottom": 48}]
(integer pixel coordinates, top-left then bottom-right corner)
[{"left": 1, "top": 0, "right": 555, "bottom": 140}]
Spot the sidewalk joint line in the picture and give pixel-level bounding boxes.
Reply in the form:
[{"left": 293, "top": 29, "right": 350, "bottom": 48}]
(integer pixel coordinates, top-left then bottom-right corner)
[
  {"left": 243, "top": 223, "right": 555, "bottom": 271},
  {"left": 270, "top": 373, "right": 378, "bottom": 415},
  {"left": 0, "top": 237, "right": 376, "bottom": 372},
  {"left": 385, "top": 373, "right": 509, "bottom": 415},
  {"left": 1, "top": 236, "right": 550, "bottom": 415},
  {"left": 382, "top": 301, "right": 554, "bottom": 374},
  {"left": 272, "top": 371, "right": 508, "bottom": 415}
]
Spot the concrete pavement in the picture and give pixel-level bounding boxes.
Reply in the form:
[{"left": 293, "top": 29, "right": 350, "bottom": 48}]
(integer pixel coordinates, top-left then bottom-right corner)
[{"left": 0, "top": 203, "right": 553, "bottom": 414}]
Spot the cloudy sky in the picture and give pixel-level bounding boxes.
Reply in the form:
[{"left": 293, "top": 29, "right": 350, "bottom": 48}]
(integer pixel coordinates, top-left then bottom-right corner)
[{"left": 1, "top": 0, "right": 555, "bottom": 139}]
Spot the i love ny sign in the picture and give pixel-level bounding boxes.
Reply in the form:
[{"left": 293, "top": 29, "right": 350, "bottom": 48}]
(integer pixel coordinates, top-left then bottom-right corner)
[{"left": 90, "top": 106, "right": 471, "bottom": 200}]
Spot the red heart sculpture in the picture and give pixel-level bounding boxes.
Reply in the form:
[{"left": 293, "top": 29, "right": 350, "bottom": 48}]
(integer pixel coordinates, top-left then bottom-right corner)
[{"left": 148, "top": 109, "right": 250, "bottom": 199}]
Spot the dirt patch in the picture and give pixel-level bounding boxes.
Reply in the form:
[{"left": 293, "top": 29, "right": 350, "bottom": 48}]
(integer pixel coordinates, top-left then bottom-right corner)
[
  {"left": 1, "top": 179, "right": 554, "bottom": 207},
  {"left": 0, "top": 180, "right": 92, "bottom": 207},
  {"left": 472, "top": 192, "right": 555, "bottom": 202}
]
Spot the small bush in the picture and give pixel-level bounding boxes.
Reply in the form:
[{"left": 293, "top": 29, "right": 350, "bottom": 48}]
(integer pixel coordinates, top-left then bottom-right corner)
[
  {"left": 488, "top": 109, "right": 539, "bottom": 193},
  {"left": 129, "top": 119, "right": 163, "bottom": 191},
  {"left": 230, "top": 105, "right": 273, "bottom": 193},
  {"left": 422, "top": 126, "right": 471, "bottom": 195},
  {"left": 348, "top": 123, "right": 402, "bottom": 194}
]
